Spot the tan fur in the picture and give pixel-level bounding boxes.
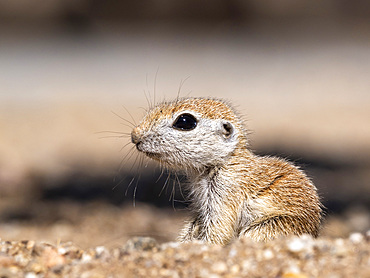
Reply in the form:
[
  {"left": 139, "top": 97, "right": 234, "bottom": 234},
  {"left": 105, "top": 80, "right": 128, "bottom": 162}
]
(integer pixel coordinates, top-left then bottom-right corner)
[{"left": 131, "top": 97, "right": 322, "bottom": 245}]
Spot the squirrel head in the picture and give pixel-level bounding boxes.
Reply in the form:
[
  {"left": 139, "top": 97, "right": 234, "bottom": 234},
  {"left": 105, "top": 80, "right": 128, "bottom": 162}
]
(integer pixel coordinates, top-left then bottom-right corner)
[{"left": 131, "top": 97, "right": 248, "bottom": 171}]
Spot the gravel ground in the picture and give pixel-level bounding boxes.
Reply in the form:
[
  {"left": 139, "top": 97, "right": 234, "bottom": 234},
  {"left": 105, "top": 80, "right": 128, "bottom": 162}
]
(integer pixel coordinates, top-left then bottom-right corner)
[
  {"left": 0, "top": 202, "right": 368, "bottom": 278},
  {"left": 0, "top": 233, "right": 368, "bottom": 278}
]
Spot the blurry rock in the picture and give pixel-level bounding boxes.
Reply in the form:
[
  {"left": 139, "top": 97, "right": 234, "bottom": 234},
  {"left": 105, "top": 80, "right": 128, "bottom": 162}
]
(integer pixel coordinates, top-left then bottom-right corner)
[
  {"left": 211, "top": 261, "right": 228, "bottom": 274},
  {"left": 40, "top": 245, "right": 66, "bottom": 268},
  {"left": 321, "top": 216, "right": 353, "bottom": 238},
  {"left": 344, "top": 206, "right": 370, "bottom": 233},
  {"left": 349, "top": 232, "right": 364, "bottom": 244},
  {"left": 286, "top": 235, "right": 314, "bottom": 259},
  {"left": 123, "top": 237, "right": 158, "bottom": 252}
]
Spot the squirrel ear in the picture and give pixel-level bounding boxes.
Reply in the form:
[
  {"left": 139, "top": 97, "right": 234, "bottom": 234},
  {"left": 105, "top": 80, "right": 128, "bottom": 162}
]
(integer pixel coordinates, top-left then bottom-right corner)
[{"left": 222, "top": 122, "right": 233, "bottom": 138}]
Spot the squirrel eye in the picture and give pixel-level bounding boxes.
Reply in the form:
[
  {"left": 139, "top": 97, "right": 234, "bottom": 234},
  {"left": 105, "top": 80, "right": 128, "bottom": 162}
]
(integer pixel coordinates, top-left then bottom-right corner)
[{"left": 173, "top": 113, "right": 197, "bottom": 131}]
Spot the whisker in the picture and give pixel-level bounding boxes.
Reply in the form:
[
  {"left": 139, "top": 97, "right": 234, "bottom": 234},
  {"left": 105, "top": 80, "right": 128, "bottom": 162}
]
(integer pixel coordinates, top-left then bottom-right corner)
[
  {"left": 155, "top": 167, "right": 166, "bottom": 183},
  {"left": 122, "top": 105, "right": 137, "bottom": 126},
  {"left": 98, "top": 135, "right": 130, "bottom": 139},
  {"left": 112, "top": 146, "right": 136, "bottom": 191},
  {"left": 125, "top": 176, "right": 136, "bottom": 196},
  {"left": 120, "top": 141, "right": 133, "bottom": 152},
  {"left": 176, "top": 76, "right": 191, "bottom": 104},
  {"left": 118, "top": 147, "right": 136, "bottom": 172},
  {"left": 145, "top": 73, "right": 153, "bottom": 109},
  {"left": 154, "top": 67, "right": 159, "bottom": 106},
  {"left": 139, "top": 153, "right": 146, "bottom": 169},
  {"left": 139, "top": 106, "right": 148, "bottom": 113},
  {"left": 129, "top": 151, "right": 141, "bottom": 173},
  {"left": 128, "top": 153, "right": 147, "bottom": 205},
  {"left": 170, "top": 179, "right": 176, "bottom": 210},
  {"left": 112, "top": 177, "right": 125, "bottom": 190},
  {"left": 95, "top": 130, "right": 130, "bottom": 135},
  {"left": 124, "top": 148, "right": 138, "bottom": 168},
  {"left": 159, "top": 171, "right": 171, "bottom": 197},
  {"left": 95, "top": 130, "right": 131, "bottom": 139},
  {"left": 119, "top": 122, "right": 135, "bottom": 130},
  {"left": 175, "top": 173, "right": 186, "bottom": 201},
  {"left": 133, "top": 173, "right": 140, "bottom": 208},
  {"left": 111, "top": 110, "right": 135, "bottom": 128},
  {"left": 143, "top": 89, "right": 151, "bottom": 111}
]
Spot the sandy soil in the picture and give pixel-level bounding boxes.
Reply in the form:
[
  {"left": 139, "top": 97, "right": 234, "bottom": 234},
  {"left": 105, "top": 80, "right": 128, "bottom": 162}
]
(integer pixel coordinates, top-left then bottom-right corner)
[{"left": 0, "top": 202, "right": 368, "bottom": 277}]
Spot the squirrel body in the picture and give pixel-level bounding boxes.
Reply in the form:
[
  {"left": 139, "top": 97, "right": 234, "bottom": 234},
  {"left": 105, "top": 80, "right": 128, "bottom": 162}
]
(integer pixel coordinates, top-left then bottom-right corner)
[{"left": 131, "top": 97, "right": 322, "bottom": 245}]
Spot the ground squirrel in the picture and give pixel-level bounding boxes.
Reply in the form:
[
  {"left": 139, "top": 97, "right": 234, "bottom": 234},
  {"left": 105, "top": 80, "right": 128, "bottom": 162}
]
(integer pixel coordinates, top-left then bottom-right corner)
[{"left": 131, "top": 97, "right": 322, "bottom": 245}]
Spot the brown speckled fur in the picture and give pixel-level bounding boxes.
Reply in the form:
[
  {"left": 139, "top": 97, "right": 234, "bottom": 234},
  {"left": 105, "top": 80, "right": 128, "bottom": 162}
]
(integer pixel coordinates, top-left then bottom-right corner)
[{"left": 131, "top": 97, "right": 322, "bottom": 245}]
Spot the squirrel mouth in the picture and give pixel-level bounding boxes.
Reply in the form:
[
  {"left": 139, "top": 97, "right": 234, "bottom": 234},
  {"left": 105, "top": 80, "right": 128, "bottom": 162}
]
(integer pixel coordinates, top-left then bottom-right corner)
[
  {"left": 135, "top": 143, "right": 162, "bottom": 160},
  {"left": 144, "top": 151, "right": 162, "bottom": 160}
]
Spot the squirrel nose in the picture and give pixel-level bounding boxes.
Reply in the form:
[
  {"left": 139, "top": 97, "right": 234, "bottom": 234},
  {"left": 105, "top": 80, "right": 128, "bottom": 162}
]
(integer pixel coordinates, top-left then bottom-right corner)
[{"left": 131, "top": 129, "right": 140, "bottom": 145}]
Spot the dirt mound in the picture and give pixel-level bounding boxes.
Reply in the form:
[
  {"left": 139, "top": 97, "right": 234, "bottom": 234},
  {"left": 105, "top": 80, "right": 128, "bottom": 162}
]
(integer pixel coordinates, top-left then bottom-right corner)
[{"left": 0, "top": 234, "right": 368, "bottom": 278}]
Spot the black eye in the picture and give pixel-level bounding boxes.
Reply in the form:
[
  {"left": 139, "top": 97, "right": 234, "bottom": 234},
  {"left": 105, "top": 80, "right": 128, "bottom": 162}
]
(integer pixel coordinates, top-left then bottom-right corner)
[
  {"left": 173, "top": 113, "right": 197, "bottom": 131},
  {"left": 222, "top": 123, "right": 233, "bottom": 137}
]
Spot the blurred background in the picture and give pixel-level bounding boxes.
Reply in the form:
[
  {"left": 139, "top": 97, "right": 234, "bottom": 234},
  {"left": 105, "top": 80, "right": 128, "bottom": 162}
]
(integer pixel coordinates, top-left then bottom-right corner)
[{"left": 0, "top": 0, "right": 369, "bottom": 247}]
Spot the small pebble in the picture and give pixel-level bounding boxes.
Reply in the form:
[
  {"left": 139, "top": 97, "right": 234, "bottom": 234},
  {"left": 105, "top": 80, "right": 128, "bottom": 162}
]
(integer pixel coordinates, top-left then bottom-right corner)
[
  {"left": 123, "top": 237, "right": 158, "bottom": 252},
  {"left": 81, "top": 253, "right": 92, "bottom": 262},
  {"left": 161, "top": 241, "right": 181, "bottom": 249},
  {"left": 26, "top": 241, "right": 35, "bottom": 250},
  {"left": 228, "top": 247, "right": 237, "bottom": 258},
  {"left": 25, "top": 273, "right": 37, "bottom": 278},
  {"left": 230, "top": 264, "right": 240, "bottom": 274},
  {"left": 211, "top": 261, "right": 228, "bottom": 274},
  {"left": 95, "top": 246, "right": 106, "bottom": 256},
  {"left": 287, "top": 237, "right": 306, "bottom": 253},
  {"left": 263, "top": 249, "right": 274, "bottom": 260},
  {"left": 57, "top": 247, "right": 67, "bottom": 255},
  {"left": 282, "top": 273, "right": 308, "bottom": 278},
  {"left": 349, "top": 232, "right": 364, "bottom": 244}
]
